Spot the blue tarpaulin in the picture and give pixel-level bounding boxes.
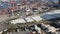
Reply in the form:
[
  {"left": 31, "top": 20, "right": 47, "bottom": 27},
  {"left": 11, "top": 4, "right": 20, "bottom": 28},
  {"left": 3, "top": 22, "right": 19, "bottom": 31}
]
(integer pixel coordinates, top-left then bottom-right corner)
[
  {"left": 41, "top": 14, "right": 60, "bottom": 20},
  {"left": 1, "top": 2, "right": 8, "bottom": 8}
]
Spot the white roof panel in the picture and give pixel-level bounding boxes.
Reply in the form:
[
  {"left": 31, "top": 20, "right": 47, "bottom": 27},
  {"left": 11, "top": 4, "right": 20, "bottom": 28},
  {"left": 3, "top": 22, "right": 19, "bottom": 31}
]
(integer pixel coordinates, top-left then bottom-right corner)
[
  {"left": 10, "top": 18, "right": 26, "bottom": 24},
  {"left": 25, "top": 17, "right": 34, "bottom": 22},
  {"left": 46, "top": 10, "right": 60, "bottom": 14},
  {"left": 32, "top": 16, "right": 42, "bottom": 22}
]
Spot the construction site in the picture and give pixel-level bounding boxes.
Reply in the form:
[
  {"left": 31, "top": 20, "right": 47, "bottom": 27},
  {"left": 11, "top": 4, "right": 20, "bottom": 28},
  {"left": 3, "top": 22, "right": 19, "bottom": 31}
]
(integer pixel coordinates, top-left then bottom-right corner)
[{"left": 0, "top": 0, "right": 60, "bottom": 34}]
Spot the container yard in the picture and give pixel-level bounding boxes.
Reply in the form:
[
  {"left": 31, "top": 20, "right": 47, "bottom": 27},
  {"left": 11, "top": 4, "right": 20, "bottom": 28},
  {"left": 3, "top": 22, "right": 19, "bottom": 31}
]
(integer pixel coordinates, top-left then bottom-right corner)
[{"left": 0, "top": 0, "right": 60, "bottom": 34}]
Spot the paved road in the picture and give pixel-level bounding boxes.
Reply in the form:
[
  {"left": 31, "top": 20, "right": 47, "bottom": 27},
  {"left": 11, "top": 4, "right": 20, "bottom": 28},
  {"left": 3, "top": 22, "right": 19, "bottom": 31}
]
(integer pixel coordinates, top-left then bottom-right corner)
[
  {"left": 0, "top": 15, "right": 9, "bottom": 22},
  {"left": 8, "top": 30, "right": 31, "bottom": 34},
  {"left": 13, "top": 31, "right": 27, "bottom": 34}
]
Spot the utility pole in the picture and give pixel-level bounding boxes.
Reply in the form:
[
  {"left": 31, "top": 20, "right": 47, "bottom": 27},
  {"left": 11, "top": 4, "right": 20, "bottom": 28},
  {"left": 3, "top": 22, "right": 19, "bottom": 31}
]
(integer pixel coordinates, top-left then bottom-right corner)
[
  {"left": 11, "top": 10, "right": 14, "bottom": 17},
  {"left": 10, "top": 0, "right": 16, "bottom": 17}
]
